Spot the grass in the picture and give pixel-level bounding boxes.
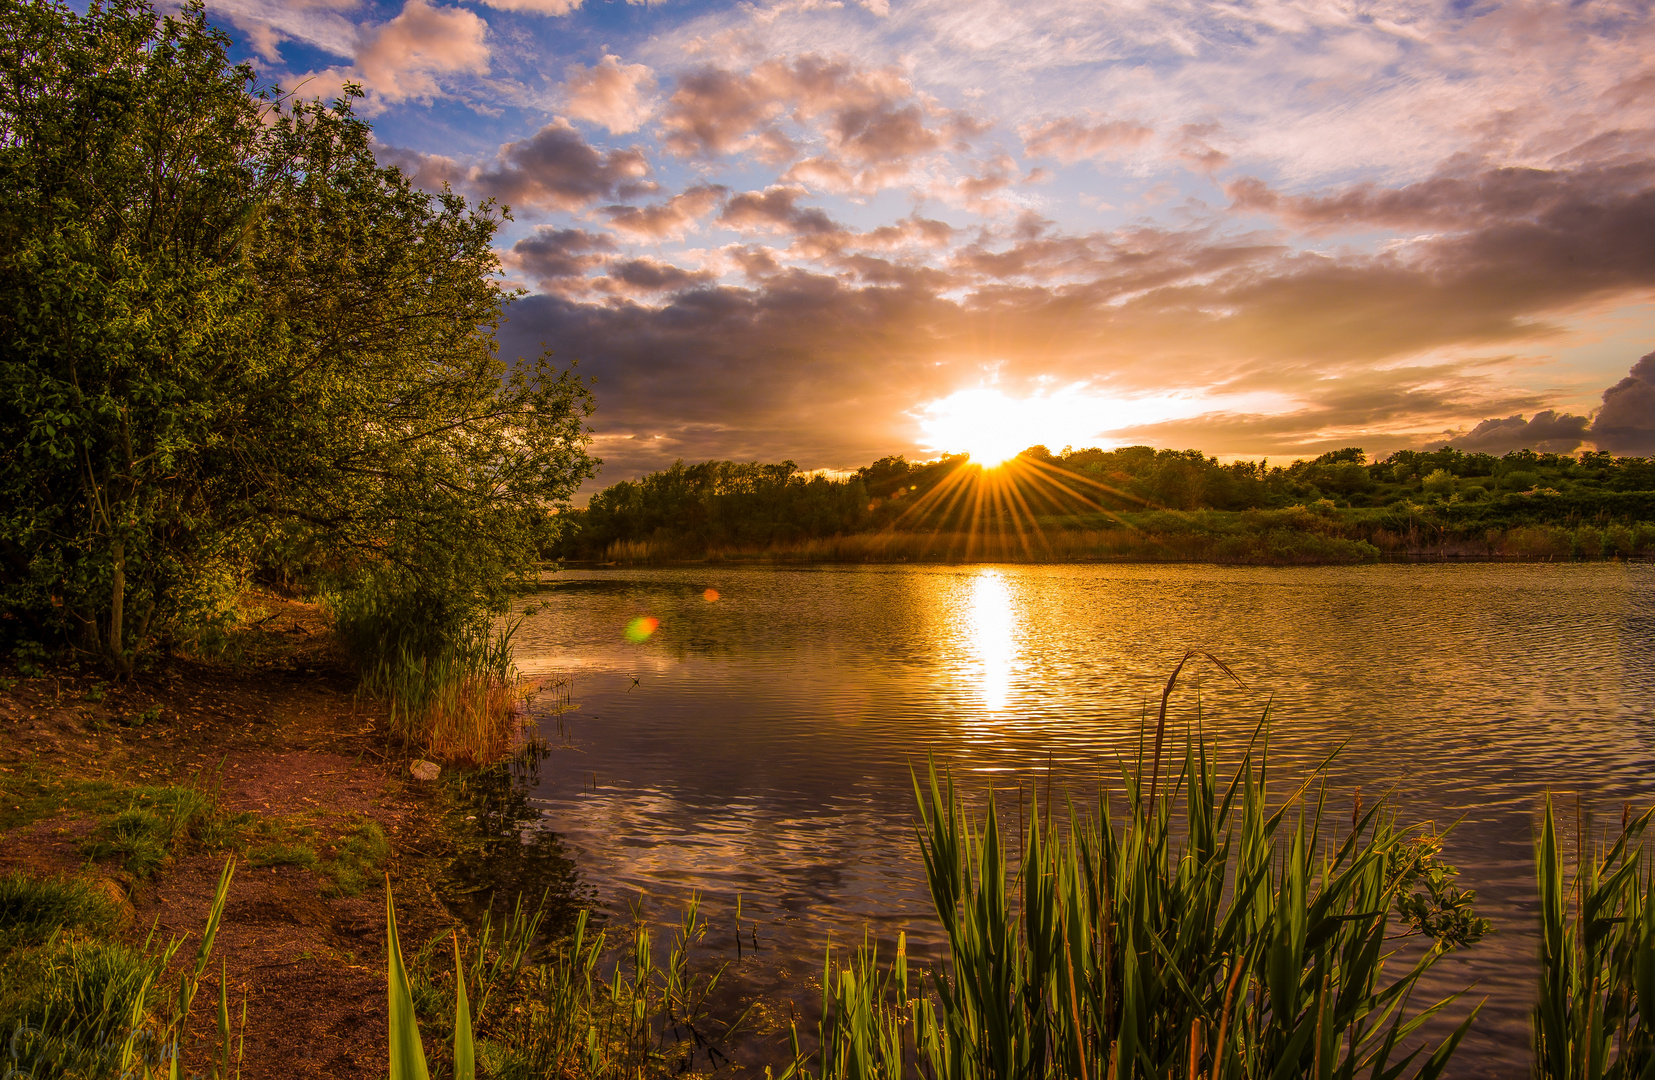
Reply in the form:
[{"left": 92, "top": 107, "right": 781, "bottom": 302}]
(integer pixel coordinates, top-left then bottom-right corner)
[
  {"left": 81, "top": 786, "right": 217, "bottom": 878},
  {"left": 596, "top": 510, "right": 1655, "bottom": 566},
  {"left": 322, "top": 818, "right": 391, "bottom": 896},
  {"left": 0, "top": 872, "right": 120, "bottom": 948},
  {"left": 607, "top": 527, "right": 1383, "bottom": 566},
  {"left": 0, "top": 859, "right": 240, "bottom": 1080}
]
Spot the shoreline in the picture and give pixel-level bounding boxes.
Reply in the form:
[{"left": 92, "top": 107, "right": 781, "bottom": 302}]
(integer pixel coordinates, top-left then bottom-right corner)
[{"left": 0, "top": 597, "right": 527, "bottom": 1078}]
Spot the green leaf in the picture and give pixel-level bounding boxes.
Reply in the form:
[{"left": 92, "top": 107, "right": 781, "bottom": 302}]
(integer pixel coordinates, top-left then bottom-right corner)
[{"left": 386, "top": 878, "right": 431, "bottom": 1080}]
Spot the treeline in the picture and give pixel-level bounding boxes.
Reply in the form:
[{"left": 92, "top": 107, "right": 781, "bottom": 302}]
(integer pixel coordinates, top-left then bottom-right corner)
[
  {"left": 559, "top": 445, "right": 1655, "bottom": 563},
  {"left": 568, "top": 461, "right": 866, "bottom": 559}
]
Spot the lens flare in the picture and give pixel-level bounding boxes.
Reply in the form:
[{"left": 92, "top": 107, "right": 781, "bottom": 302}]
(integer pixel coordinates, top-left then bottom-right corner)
[
  {"left": 703, "top": 589, "right": 720, "bottom": 602},
  {"left": 624, "top": 616, "right": 659, "bottom": 643}
]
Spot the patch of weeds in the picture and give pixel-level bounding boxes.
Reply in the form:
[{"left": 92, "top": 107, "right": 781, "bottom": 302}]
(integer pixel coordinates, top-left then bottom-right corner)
[
  {"left": 0, "top": 872, "right": 118, "bottom": 949},
  {"left": 80, "top": 786, "right": 215, "bottom": 878},
  {"left": 115, "top": 704, "right": 162, "bottom": 728},
  {"left": 248, "top": 841, "right": 318, "bottom": 868},
  {"left": 10, "top": 641, "right": 47, "bottom": 679},
  {"left": 80, "top": 683, "right": 106, "bottom": 704},
  {"left": 0, "top": 675, "right": 14, "bottom": 692},
  {"left": 0, "top": 935, "right": 163, "bottom": 1077},
  {"left": 0, "top": 768, "right": 128, "bottom": 831},
  {"left": 321, "top": 818, "right": 390, "bottom": 896}
]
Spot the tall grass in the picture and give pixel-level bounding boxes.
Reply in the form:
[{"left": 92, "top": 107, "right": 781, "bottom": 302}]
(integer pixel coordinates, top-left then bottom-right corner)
[
  {"left": 784, "top": 732, "right": 1486, "bottom": 1080},
  {"left": 359, "top": 626, "right": 532, "bottom": 765},
  {"left": 331, "top": 578, "right": 535, "bottom": 766},
  {"left": 1531, "top": 794, "right": 1655, "bottom": 1080},
  {"left": 390, "top": 884, "right": 742, "bottom": 1080}
]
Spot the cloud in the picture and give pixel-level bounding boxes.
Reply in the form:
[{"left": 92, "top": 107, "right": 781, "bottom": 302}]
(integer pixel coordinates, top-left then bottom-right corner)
[
  {"left": 604, "top": 185, "right": 727, "bottom": 241},
  {"left": 658, "top": 54, "right": 981, "bottom": 191},
  {"left": 506, "top": 227, "right": 616, "bottom": 290},
  {"left": 475, "top": 0, "right": 584, "bottom": 12},
  {"left": 1021, "top": 115, "right": 1153, "bottom": 162},
  {"left": 1227, "top": 160, "right": 1655, "bottom": 235},
  {"left": 718, "top": 185, "right": 843, "bottom": 238},
  {"left": 562, "top": 55, "right": 656, "bottom": 134},
  {"left": 1590, "top": 351, "right": 1655, "bottom": 455},
  {"left": 594, "top": 257, "right": 719, "bottom": 296},
  {"left": 471, "top": 120, "right": 650, "bottom": 211},
  {"left": 1437, "top": 410, "right": 1593, "bottom": 455},
  {"left": 353, "top": 0, "right": 489, "bottom": 104}
]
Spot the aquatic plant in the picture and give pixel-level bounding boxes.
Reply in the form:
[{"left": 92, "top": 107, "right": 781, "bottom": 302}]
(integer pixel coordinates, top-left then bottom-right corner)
[
  {"left": 1531, "top": 794, "right": 1655, "bottom": 1080},
  {"left": 388, "top": 882, "right": 740, "bottom": 1080},
  {"left": 355, "top": 620, "right": 532, "bottom": 766},
  {"left": 781, "top": 725, "right": 1488, "bottom": 1080}
]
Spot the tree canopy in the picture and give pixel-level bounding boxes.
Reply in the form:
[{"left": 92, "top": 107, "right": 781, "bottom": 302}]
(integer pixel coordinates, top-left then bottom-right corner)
[{"left": 0, "top": 0, "right": 596, "bottom": 670}]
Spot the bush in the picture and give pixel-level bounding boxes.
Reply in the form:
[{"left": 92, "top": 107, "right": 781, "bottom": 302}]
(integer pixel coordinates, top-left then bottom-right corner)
[{"left": 1422, "top": 468, "right": 1457, "bottom": 495}]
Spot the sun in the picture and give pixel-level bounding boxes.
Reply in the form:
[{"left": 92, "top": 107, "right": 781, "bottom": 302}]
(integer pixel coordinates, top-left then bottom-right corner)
[{"left": 918, "top": 388, "right": 1092, "bottom": 468}]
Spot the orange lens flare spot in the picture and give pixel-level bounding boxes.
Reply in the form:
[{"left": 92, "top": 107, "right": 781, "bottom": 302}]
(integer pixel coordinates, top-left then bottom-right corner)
[
  {"left": 624, "top": 616, "right": 659, "bottom": 643},
  {"left": 703, "top": 589, "right": 720, "bottom": 602}
]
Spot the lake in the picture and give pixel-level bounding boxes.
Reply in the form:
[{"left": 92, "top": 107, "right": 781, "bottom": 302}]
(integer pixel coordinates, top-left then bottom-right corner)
[{"left": 511, "top": 562, "right": 1655, "bottom": 1076}]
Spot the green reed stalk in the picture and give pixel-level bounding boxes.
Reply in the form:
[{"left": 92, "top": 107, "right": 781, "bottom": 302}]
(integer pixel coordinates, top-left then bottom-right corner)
[
  {"left": 1531, "top": 794, "right": 1655, "bottom": 1080},
  {"left": 782, "top": 717, "right": 1485, "bottom": 1080}
]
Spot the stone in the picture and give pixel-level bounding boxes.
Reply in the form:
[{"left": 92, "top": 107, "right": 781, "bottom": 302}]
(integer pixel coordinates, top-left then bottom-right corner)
[{"left": 409, "top": 759, "right": 439, "bottom": 782}]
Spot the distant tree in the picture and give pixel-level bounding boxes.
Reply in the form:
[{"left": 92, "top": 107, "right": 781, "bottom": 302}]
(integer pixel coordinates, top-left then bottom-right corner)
[
  {"left": 0, "top": 0, "right": 594, "bottom": 669},
  {"left": 1421, "top": 469, "right": 1457, "bottom": 496}
]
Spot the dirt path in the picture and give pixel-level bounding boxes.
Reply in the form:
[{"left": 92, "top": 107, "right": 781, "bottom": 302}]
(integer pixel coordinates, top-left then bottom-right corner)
[{"left": 0, "top": 597, "right": 466, "bottom": 1079}]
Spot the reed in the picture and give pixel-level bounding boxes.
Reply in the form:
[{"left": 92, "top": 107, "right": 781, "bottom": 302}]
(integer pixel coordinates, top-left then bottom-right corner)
[
  {"left": 360, "top": 624, "right": 532, "bottom": 766},
  {"left": 784, "top": 724, "right": 1487, "bottom": 1080},
  {"left": 389, "top": 884, "right": 741, "bottom": 1080},
  {"left": 1530, "top": 794, "right": 1655, "bottom": 1080}
]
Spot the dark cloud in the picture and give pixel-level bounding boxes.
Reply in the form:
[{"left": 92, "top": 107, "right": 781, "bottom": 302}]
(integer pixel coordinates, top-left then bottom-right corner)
[
  {"left": 1436, "top": 410, "right": 1592, "bottom": 455},
  {"left": 596, "top": 257, "right": 718, "bottom": 295},
  {"left": 471, "top": 120, "right": 650, "bottom": 211},
  {"left": 1590, "top": 351, "right": 1655, "bottom": 455},
  {"left": 1226, "top": 160, "right": 1655, "bottom": 235},
  {"left": 718, "top": 186, "right": 843, "bottom": 237},
  {"left": 507, "top": 227, "right": 615, "bottom": 287},
  {"left": 659, "top": 54, "right": 983, "bottom": 192}
]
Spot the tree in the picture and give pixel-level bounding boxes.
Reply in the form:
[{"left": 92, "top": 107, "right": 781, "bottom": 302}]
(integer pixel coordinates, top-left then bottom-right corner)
[{"left": 0, "top": 0, "right": 595, "bottom": 670}]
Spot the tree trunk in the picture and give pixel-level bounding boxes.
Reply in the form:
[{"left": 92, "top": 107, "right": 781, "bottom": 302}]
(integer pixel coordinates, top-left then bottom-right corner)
[{"left": 110, "top": 536, "right": 128, "bottom": 673}]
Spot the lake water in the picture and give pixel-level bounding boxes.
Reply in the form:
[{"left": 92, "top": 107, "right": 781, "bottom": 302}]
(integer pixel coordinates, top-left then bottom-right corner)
[{"left": 512, "top": 562, "right": 1655, "bottom": 1076}]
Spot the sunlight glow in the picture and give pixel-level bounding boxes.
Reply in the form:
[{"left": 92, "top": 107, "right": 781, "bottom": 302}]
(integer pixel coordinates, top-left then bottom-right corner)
[
  {"left": 917, "top": 385, "right": 1300, "bottom": 467},
  {"left": 968, "top": 571, "right": 1019, "bottom": 712}
]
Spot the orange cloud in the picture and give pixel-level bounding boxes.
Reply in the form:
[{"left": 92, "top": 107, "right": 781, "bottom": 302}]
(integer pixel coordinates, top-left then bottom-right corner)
[
  {"left": 1021, "top": 115, "right": 1154, "bottom": 162},
  {"left": 354, "top": 0, "right": 489, "bottom": 104},
  {"left": 562, "top": 55, "right": 656, "bottom": 134},
  {"left": 605, "top": 185, "right": 727, "bottom": 241}
]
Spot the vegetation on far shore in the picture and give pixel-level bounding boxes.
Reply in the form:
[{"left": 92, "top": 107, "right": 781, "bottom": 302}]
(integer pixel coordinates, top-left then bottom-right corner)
[{"left": 559, "top": 446, "right": 1655, "bottom": 565}]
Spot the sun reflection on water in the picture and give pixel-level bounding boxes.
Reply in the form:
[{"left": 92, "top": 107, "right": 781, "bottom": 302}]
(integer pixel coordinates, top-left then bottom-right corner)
[{"left": 968, "top": 570, "right": 1020, "bottom": 712}]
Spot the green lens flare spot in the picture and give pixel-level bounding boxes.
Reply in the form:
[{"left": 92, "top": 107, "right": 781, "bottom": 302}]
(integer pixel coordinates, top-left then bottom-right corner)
[{"left": 624, "top": 616, "right": 659, "bottom": 643}]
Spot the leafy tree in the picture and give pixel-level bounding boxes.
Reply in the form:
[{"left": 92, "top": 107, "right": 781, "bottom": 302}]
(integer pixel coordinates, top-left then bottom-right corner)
[{"left": 0, "top": 0, "right": 594, "bottom": 670}]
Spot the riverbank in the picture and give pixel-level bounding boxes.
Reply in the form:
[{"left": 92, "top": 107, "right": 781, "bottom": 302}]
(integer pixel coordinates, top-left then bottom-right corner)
[{"left": 0, "top": 596, "right": 487, "bottom": 1078}]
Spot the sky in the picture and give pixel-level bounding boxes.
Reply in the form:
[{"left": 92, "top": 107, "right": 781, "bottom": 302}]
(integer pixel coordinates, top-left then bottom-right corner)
[{"left": 202, "top": 0, "right": 1655, "bottom": 489}]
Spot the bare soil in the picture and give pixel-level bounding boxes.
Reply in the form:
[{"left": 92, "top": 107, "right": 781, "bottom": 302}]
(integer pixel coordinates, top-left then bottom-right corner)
[{"left": 0, "top": 596, "right": 467, "bottom": 1079}]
